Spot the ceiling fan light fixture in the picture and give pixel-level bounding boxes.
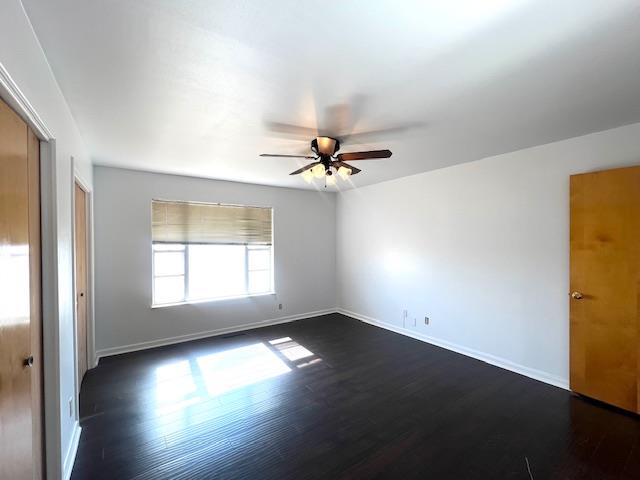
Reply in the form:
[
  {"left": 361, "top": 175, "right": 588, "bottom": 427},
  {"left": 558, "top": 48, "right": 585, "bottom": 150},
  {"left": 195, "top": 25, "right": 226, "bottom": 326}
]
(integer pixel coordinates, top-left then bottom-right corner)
[
  {"left": 326, "top": 174, "right": 336, "bottom": 186},
  {"left": 301, "top": 169, "right": 314, "bottom": 183},
  {"left": 311, "top": 163, "right": 326, "bottom": 178},
  {"left": 337, "top": 166, "right": 352, "bottom": 179},
  {"left": 316, "top": 136, "right": 337, "bottom": 155},
  {"left": 260, "top": 137, "right": 392, "bottom": 180}
]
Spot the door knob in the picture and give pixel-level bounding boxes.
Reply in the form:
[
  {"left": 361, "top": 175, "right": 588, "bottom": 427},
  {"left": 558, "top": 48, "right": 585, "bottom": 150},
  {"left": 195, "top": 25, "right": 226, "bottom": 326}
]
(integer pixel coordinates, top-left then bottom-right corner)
[
  {"left": 24, "top": 356, "right": 34, "bottom": 368},
  {"left": 571, "top": 291, "right": 584, "bottom": 300}
]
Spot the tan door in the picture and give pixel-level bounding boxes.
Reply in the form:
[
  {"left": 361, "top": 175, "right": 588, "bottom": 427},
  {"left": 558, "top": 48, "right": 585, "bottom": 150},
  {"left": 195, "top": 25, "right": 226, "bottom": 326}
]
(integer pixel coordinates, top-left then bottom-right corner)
[
  {"left": 75, "top": 182, "right": 88, "bottom": 383},
  {"left": 0, "top": 99, "right": 43, "bottom": 477},
  {"left": 570, "top": 165, "right": 640, "bottom": 413},
  {"left": 27, "top": 126, "right": 44, "bottom": 479}
]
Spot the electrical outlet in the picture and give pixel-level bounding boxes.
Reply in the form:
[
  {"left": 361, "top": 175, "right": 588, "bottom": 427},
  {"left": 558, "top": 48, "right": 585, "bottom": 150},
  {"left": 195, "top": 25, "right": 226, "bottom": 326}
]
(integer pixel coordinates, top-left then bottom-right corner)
[
  {"left": 278, "top": 303, "right": 283, "bottom": 310},
  {"left": 68, "top": 397, "right": 73, "bottom": 417},
  {"left": 424, "top": 316, "right": 430, "bottom": 325}
]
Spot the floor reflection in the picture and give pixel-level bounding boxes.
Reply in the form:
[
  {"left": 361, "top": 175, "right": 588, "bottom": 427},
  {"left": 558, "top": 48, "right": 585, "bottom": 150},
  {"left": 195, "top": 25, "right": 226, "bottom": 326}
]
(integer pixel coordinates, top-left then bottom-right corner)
[
  {"left": 196, "top": 343, "right": 291, "bottom": 397},
  {"left": 268, "top": 337, "right": 315, "bottom": 361},
  {"left": 154, "top": 360, "right": 200, "bottom": 415},
  {"left": 152, "top": 336, "right": 322, "bottom": 417}
]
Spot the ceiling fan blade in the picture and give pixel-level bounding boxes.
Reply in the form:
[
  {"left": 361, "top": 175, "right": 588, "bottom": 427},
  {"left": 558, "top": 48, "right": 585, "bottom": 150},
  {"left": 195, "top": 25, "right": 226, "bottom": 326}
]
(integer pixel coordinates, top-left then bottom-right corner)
[
  {"left": 289, "top": 161, "right": 320, "bottom": 175},
  {"left": 260, "top": 154, "right": 316, "bottom": 159},
  {"left": 337, "top": 150, "right": 392, "bottom": 161},
  {"left": 340, "top": 121, "right": 425, "bottom": 144},
  {"left": 264, "top": 121, "right": 318, "bottom": 138},
  {"left": 332, "top": 161, "right": 361, "bottom": 175}
]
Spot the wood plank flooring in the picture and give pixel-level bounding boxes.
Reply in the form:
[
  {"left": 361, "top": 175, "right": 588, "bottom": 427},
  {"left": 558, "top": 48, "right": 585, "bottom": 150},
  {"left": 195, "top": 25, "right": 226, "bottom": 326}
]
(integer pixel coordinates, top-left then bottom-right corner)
[{"left": 73, "top": 314, "right": 640, "bottom": 479}]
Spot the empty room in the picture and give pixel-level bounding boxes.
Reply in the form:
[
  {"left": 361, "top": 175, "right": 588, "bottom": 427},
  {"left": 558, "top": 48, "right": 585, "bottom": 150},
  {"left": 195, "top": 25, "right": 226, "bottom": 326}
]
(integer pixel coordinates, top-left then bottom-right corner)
[{"left": 2, "top": 1, "right": 640, "bottom": 479}]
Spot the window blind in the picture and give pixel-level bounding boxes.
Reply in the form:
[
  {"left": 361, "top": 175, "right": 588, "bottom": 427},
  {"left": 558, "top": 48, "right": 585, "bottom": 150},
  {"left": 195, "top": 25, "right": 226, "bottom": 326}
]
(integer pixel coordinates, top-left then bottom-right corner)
[{"left": 152, "top": 200, "right": 272, "bottom": 245}]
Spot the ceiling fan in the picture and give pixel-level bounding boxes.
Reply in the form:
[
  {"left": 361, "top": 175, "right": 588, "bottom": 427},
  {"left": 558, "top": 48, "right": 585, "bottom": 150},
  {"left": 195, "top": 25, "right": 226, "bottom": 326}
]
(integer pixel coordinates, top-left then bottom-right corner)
[{"left": 260, "top": 136, "right": 392, "bottom": 185}]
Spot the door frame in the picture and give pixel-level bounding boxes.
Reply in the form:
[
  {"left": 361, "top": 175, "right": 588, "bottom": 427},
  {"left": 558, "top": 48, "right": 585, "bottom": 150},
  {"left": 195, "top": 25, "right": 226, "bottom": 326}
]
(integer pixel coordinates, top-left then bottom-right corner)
[
  {"left": 72, "top": 167, "right": 95, "bottom": 390},
  {"left": 0, "top": 61, "right": 64, "bottom": 480}
]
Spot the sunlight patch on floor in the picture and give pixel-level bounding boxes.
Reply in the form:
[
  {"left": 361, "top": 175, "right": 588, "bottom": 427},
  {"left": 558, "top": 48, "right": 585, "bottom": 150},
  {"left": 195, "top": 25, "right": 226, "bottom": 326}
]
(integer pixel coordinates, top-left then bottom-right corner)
[
  {"left": 269, "top": 337, "right": 315, "bottom": 361},
  {"left": 152, "top": 336, "right": 323, "bottom": 416},
  {"left": 196, "top": 343, "right": 291, "bottom": 397}
]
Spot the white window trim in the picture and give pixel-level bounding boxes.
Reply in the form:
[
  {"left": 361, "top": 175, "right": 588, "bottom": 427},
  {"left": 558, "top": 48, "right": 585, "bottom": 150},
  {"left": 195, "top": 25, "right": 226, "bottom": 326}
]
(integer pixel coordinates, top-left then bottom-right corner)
[{"left": 150, "top": 290, "right": 276, "bottom": 309}]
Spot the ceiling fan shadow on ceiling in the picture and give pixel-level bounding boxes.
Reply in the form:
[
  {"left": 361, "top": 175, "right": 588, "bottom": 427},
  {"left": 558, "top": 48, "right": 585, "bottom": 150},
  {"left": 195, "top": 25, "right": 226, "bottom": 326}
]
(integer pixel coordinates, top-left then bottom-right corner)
[{"left": 260, "top": 136, "right": 392, "bottom": 186}]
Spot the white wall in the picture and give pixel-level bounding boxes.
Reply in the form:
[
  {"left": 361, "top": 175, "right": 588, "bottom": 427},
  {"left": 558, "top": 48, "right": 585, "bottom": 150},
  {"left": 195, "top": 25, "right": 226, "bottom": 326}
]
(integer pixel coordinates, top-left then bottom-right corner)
[
  {"left": 337, "top": 122, "right": 640, "bottom": 388},
  {"left": 0, "top": 1, "right": 92, "bottom": 478},
  {"left": 93, "top": 166, "right": 336, "bottom": 356}
]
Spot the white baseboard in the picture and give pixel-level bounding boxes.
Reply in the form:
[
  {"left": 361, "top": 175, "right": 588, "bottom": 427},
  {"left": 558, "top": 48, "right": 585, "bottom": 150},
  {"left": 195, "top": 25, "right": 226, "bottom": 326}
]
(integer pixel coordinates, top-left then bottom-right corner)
[
  {"left": 338, "top": 308, "right": 569, "bottom": 390},
  {"left": 63, "top": 421, "right": 81, "bottom": 480},
  {"left": 95, "top": 308, "right": 337, "bottom": 361}
]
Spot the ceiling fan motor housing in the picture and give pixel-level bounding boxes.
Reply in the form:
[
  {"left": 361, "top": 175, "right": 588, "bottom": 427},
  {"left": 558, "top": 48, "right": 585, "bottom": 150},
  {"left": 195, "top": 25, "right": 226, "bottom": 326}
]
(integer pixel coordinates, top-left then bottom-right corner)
[{"left": 311, "top": 137, "right": 340, "bottom": 156}]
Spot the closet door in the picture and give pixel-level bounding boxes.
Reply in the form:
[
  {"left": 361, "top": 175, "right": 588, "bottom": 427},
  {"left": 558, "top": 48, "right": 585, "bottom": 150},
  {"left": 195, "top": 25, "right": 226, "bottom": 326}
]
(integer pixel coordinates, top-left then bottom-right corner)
[
  {"left": 570, "top": 165, "right": 640, "bottom": 413},
  {"left": 0, "top": 97, "right": 34, "bottom": 478},
  {"left": 75, "top": 181, "right": 88, "bottom": 383}
]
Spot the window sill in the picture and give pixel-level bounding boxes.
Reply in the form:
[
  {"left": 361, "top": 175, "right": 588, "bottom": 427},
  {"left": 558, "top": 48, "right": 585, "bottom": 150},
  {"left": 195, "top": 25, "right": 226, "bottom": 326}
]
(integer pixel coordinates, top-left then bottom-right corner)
[{"left": 151, "top": 291, "right": 276, "bottom": 309}]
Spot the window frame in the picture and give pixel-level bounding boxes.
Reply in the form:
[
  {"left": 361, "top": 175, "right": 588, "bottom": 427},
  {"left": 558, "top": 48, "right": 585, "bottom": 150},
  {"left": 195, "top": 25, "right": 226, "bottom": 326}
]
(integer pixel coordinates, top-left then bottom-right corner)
[
  {"left": 246, "top": 244, "right": 273, "bottom": 294},
  {"left": 152, "top": 243, "right": 275, "bottom": 307},
  {"left": 151, "top": 244, "right": 187, "bottom": 305},
  {"left": 151, "top": 202, "right": 274, "bottom": 308}
]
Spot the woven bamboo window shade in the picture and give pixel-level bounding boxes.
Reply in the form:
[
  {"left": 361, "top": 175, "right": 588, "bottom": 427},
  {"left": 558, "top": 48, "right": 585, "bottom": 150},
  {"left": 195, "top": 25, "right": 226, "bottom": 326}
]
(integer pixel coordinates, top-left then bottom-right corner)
[{"left": 152, "top": 200, "right": 272, "bottom": 245}]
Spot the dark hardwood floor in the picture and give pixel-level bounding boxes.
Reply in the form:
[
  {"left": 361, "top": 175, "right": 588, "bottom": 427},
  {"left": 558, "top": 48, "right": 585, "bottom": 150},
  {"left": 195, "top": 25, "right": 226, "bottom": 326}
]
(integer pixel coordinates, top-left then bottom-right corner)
[{"left": 73, "top": 314, "right": 640, "bottom": 479}]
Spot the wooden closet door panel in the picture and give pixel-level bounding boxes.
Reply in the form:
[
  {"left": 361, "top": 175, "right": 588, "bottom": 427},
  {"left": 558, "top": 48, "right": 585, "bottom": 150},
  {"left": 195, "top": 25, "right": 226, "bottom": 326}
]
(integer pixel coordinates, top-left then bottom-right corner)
[
  {"left": 28, "top": 126, "right": 44, "bottom": 479},
  {"left": 570, "top": 166, "right": 640, "bottom": 413},
  {"left": 0, "top": 97, "right": 33, "bottom": 479},
  {"left": 75, "top": 182, "right": 88, "bottom": 382}
]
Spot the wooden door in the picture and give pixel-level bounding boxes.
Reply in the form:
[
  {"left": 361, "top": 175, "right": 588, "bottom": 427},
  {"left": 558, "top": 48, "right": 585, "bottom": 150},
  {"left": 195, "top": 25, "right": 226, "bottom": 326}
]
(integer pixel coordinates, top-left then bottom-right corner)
[
  {"left": 570, "top": 165, "right": 640, "bottom": 413},
  {"left": 0, "top": 98, "right": 43, "bottom": 478},
  {"left": 28, "top": 126, "right": 44, "bottom": 479},
  {"left": 75, "top": 182, "right": 88, "bottom": 383}
]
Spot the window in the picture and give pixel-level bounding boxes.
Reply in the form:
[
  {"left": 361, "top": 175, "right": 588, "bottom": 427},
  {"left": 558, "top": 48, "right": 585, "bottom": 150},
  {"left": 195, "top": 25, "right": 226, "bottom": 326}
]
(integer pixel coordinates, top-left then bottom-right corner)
[{"left": 151, "top": 200, "right": 273, "bottom": 306}]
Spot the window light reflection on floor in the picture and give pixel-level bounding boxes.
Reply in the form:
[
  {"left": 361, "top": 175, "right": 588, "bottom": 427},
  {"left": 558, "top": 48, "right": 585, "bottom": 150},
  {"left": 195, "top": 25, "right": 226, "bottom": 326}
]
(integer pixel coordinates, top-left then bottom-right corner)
[
  {"left": 268, "top": 337, "right": 315, "bottom": 362},
  {"left": 154, "top": 360, "right": 201, "bottom": 415},
  {"left": 153, "top": 337, "right": 322, "bottom": 415},
  {"left": 155, "top": 360, "right": 197, "bottom": 403},
  {"left": 196, "top": 343, "right": 291, "bottom": 397},
  {"left": 296, "top": 358, "right": 323, "bottom": 368}
]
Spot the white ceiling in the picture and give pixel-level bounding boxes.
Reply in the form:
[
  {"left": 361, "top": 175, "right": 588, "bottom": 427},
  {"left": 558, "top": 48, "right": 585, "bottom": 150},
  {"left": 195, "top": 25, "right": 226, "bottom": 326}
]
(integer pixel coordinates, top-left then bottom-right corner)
[{"left": 23, "top": 0, "right": 640, "bottom": 190}]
